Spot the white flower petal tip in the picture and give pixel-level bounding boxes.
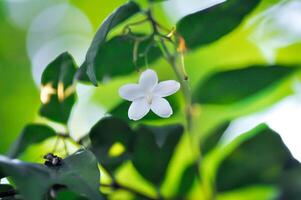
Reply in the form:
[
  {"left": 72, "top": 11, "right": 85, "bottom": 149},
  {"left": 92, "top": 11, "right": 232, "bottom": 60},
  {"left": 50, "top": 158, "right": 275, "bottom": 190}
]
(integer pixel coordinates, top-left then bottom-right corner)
[
  {"left": 154, "top": 80, "right": 180, "bottom": 97},
  {"left": 151, "top": 97, "right": 173, "bottom": 118},
  {"left": 119, "top": 69, "right": 181, "bottom": 120},
  {"left": 139, "top": 69, "right": 158, "bottom": 92},
  {"left": 128, "top": 98, "right": 150, "bottom": 121}
]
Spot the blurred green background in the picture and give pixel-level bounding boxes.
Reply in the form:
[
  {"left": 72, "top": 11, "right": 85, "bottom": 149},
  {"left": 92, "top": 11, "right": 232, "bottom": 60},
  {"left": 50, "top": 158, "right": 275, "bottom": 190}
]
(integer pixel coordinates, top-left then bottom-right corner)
[
  {"left": 1, "top": 0, "right": 301, "bottom": 199},
  {"left": 1, "top": 0, "right": 301, "bottom": 155}
]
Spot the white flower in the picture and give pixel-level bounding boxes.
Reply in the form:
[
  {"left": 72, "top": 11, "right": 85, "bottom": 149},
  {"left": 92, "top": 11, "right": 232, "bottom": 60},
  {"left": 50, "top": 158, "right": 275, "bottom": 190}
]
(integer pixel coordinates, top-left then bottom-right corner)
[{"left": 119, "top": 69, "right": 180, "bottom": 121}]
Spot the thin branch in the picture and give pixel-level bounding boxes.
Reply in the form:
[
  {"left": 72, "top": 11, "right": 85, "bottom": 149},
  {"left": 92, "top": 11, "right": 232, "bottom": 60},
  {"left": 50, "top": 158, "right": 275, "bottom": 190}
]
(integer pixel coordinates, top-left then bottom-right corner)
[
  {"left": 62, "top": 138, "right": 69, "bottom": 156},
  {"left": 51, "top": 136, "right": 60, "bottom": 153}
]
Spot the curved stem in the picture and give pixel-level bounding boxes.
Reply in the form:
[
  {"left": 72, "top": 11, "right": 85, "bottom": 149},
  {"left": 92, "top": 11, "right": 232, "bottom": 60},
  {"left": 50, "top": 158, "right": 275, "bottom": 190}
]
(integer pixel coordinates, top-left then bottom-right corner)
[
  {"left": 159, "top": 39, "right": 192, "bottom": 130},
  {"left": 145, "top": 7, "right": 193, "bottom": 129}
]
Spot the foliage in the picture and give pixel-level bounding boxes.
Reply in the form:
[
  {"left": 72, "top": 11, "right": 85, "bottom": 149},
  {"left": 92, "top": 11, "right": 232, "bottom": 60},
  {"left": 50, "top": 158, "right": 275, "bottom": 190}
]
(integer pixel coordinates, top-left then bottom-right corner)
[{"left": 1, "top": 0, "right": 301, "bottom": 200}]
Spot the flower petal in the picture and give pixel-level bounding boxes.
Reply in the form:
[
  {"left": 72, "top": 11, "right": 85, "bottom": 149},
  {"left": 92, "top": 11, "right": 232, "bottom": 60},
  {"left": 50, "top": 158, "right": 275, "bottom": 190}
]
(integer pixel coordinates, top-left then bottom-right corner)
[
  {"left": 151, "top": 97, "right": 172, "bottom": 118},
  {"left": 139, "top": 69, "right": 158, "bottom": 92},
  {"left": 153, "top": 80, "right": 180, "bottom": 97},
  {"left": 128, "top": 98, "right": 150, "bottom": 120},
  {"left": 119, "top": 84, "right": 144, "bottom": 101}
]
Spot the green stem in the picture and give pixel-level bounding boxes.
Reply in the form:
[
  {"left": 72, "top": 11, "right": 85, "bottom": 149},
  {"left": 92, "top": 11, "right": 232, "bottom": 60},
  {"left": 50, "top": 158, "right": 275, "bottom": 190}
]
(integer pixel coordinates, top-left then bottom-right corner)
[
  {"left": 159, "top": 39, "right": 193, "bottom": 130},
  {"left": 159, "top": 28, "right": 203, "bottom": 190}
]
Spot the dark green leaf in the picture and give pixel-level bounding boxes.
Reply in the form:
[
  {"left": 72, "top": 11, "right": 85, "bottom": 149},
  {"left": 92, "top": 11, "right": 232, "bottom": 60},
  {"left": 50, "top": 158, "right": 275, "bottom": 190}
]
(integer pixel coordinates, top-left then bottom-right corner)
[
  {"left": 132, "top": 124, "right": 183, "bottom": 185},
  {"left": 201, "top": 122, "right": 229, "bottom": 155},
  {"left": 193, "top": 65, "right": 296, "bottom": 104},
  {"left": 79, "top": 35, "right": 161, "bottom": 82},
  {"left": 7, "top": 124, "right": 56, "bottom": 158},
  {"left": 0, "top": 170, "right": 4, "bottom": 179},
  {"left": 56, "top": 189, "right": 88, "bottom": 200},
  {"left": 216, "top": 124, "right": 299, "bottom": 192},
  {"left": 0, "top": 184, "right": 14, "bottom": 194},
  {"left": 40, "top": 52, "right": 77, "bottom": 124},
  {"left": 0, "top": 156, "right": 53, "bottom": 200},
  {"left": 0, "top": 184, "right": 19, "bottom": 200},
  {"left": 175, "top": 163, "right": 198, "bottom": 198},
  {"left": 89, "top": 117, "right": 135, "bottom": 174},
  {"left": 56, "top": 149, "right": 102, "bottom": 199},
  {"left": 84, "top": 1, "right": 140, "bottom": 85},
  {"left": 278, "top": 167, "right": 301, "bottom": 200},
  {"left": 177, "top": 0, "right": 260, "bottom": 49},
  {"left": 0, "top": 149, "right": 103, "bottom": 200}
]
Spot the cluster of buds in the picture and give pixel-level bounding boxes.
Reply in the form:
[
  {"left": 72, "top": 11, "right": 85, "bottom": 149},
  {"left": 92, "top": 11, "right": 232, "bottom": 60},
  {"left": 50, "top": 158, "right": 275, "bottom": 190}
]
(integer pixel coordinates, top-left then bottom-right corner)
[{"left": 43, "top": 153, "right": 62, "bottom": 167}]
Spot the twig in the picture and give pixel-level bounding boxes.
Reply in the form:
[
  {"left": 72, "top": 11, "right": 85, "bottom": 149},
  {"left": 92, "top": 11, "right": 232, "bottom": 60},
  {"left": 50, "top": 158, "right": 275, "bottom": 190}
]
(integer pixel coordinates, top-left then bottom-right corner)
[
  {"left": 62, "top": 139, "right": 69, "bottom": 156},
  {"left": 159, "top": 39, "right": 192, "bottom": 130},
  {"left": 51, "top": 136, "right": 60, "bottom": 153}
]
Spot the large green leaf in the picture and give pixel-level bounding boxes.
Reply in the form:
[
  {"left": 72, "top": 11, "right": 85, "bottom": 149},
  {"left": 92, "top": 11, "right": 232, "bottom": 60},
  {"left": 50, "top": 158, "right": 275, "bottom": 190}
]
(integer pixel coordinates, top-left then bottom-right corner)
[
  {"left": 89, "top": 117, "right": 135, "bottom": 174},
  {"left": 56, "top": 149, "right": 102, "bottom": 199},
  {"left": 40, "top": 52, "right": 77, "bottom": 124},
  {"left": 132, "top": 124, "right": 183, "bottom": 185},
  {"left": 0, "top": 149, "right": 102, "bottom": 200},
  {"left": 79, "top": 35, "right": 161, "bottom": 83},
  {"left": 175, "top": 163, "right": 199, "bottom": 198},
  {"left": 177, "top": 0, "right": 260, "bottom": 49},
  {"left": 278, "top": 167, "right": 301, "bottom": 200},
  {"left": 193, "top": 65, "right": 296, "bottom": 104},
  {"left": 83, "top": 1, "right": 140, "bottom": 85},
  {"left": 201, "top": 122, "right": 229, "bottom": 155},
  {"left": 0, "top": 156, "right": 53, "bottom": 200},
  {"left": 0, "top": 184, "right": 16, "bottom": 198},
  {"left": 215, "top": 124, "right": 299, "bottom": 192},
  {"left": 7, "top": 124, "right": 56, "bottom": 158},
  {"left": 56, "top": 189, "right": 88, "bottom": 200}
]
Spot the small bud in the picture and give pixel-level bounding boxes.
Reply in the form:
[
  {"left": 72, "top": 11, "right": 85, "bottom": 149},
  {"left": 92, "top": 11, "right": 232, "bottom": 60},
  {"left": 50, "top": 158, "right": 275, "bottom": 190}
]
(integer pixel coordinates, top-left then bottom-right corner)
[
  {"left": 177, "top": 37, "right": 187, "bottom": 53},
  {"left": 52, "top": 157, "right": 60, "bottom": 165},
  {"left": 43, "top": 153, "right": 54, "bottom": 160},
  {"left": 43, "top": 153, "right": 62, "bottom": 167}
]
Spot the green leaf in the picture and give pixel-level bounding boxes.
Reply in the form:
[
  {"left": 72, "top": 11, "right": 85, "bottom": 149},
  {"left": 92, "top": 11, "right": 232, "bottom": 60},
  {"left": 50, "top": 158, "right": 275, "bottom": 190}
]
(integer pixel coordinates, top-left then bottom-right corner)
[
  {"left": 89, "top": 117, "right": 135, "bottom": 174},
  {"left": 175, "top": 163, "right": 198, "bottom": 198},
  {"left": 0, "top": 149, "right": 102, "bottom": 200},
  {"left": 0, "top": 169, "right": 4, "bottom": 179},
  {"left": 0, "top": 184, "right": 18, "bottom": 200},
  {"left": 7, "top": 124, "right": 56, "bottom": 158},
  {"left": 83, "top": 1, "right": 140, "bottom": 85},
  {"left": 193, "top": 65, "right": 296, "bottom": 104},
  {"left": 215, "top": 124, "right": 299, "bottom": 192},
  {"left": 177, "top": 0, "right": 260, "bottom": 49},
  {"left": 201, "top": 122, "right": 229, "bottom": 155},
  {"left": 40, "top": 52, "right": 77, "bottom": 124},
  {"left": 0, "top": 184, "right": 14, "bottom": 194},
  {"left": 56, "top": 189, "right": 88, "bottom": 200},
  {"left": 79, "top": 35, "right": 161, "bottom": 82},
  {"left": 0, "top": 156, "right": 53, "bottom": 200},
  {"left": 56, "top": 149, "right": 102, "bottom": 199},
  {"left": 132, "top": 124, "right": 183, "bottom": 185},
  {"left": 278, "top": 167, "right": 301, "bottom": 200}
]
